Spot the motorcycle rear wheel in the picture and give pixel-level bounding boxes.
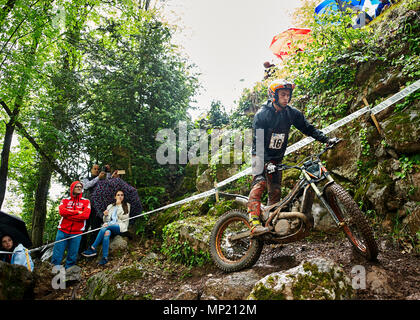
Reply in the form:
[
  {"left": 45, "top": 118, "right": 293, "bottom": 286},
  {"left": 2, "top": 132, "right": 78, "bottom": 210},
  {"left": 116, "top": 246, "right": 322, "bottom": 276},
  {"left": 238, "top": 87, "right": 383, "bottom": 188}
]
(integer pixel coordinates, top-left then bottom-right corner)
[
  {"left": 209, "top": 209, "right": 263, "bottom": 272},
  {"left": 325, "top": 183, "right": 378, "bottom": 260}
]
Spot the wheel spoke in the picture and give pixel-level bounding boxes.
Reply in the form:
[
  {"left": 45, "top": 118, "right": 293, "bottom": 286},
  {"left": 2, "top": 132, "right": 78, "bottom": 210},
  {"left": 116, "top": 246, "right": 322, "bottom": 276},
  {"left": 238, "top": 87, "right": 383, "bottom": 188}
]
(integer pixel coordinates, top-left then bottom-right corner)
[{"left": 218, "top": 219, "right": 251, "bottom": 262}]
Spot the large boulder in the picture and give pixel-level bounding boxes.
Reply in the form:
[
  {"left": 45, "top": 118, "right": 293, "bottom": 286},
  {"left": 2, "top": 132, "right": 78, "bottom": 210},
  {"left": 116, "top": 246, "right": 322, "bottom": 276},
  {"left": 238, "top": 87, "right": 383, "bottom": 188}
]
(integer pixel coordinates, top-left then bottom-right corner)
[
  {"left": 402, "top": 204, "right": 420, "bottom": 238},
  {"left": 196, "top": 164, "right": 240, "bottom": 193},
  {"left": 366, "top": 183, "right": 391, "bottom": 216},
  {"left": 85, "top": 263, "right": 145, "bottom": 300},
  {"left": 163, "top": 215, "right": 217, "bottom": 255},
  {"left": 324, "top": 127, "right": 362, "bottom": 182},
  {"left": 0, "top": 261, "right": 35, "bottom": 299},
  {"left": 201, "top": 269, "right": 261, "bottom": 300},
  {"left": 248, "top": 258, "right": 354, "bottom": 300}
]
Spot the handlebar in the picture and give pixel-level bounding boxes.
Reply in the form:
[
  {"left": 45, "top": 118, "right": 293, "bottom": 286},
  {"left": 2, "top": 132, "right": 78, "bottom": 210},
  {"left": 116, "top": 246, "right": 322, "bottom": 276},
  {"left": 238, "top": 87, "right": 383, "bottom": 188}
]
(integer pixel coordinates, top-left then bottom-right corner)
[{"left": 274, "top": 138, "right": 342, "bottom": 172}]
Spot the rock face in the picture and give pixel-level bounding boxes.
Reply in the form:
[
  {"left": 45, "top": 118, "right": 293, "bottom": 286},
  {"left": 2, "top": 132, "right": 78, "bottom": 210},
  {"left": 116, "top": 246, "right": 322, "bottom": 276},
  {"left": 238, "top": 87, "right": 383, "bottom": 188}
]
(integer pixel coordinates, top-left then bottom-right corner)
[
  {"left": 248, "top": 258, "right": 354, "bottom": 300},
  {"left": 382, "top": 104, "right": 420, "bottom": 154},
  {"left": 0, "top": 261, "right": 35, "bottom": 299}
]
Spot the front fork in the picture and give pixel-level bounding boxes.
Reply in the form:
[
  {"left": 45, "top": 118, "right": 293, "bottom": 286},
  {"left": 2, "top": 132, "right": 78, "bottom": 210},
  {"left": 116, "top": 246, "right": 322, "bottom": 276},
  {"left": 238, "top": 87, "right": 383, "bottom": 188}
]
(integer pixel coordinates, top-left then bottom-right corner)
[{"left": 302, "top": 169, "right": 342, "bottom": 227}]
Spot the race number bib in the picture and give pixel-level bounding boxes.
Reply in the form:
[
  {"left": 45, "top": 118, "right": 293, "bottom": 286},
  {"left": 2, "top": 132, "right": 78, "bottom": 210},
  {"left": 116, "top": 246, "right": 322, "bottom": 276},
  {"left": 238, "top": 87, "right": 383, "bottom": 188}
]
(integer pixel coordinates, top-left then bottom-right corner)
[{"left": 268, "top": 133, "right": 285, "bottom": 150}]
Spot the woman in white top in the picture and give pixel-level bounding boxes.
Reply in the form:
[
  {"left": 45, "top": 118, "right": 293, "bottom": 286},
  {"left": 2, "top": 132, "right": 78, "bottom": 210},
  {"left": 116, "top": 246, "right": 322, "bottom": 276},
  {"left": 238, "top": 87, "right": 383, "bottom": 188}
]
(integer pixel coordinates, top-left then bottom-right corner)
[{"left": 81, "top": 190, "right": 130, "bottom": 265}]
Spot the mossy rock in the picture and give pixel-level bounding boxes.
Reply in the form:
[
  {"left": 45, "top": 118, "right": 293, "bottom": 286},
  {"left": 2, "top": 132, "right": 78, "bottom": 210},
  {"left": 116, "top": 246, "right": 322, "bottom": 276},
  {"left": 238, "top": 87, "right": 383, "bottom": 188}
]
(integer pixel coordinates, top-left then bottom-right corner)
[
  {"left": 248, "top": 258, "right": 354, "bottom": 300},
  {"left": 323, "top": 124, "right": 363, "bottom": 182},
  {"left": 161, "top": 215, "right": 218, "bottom": 265},
  {"left": 85, "top": 264, "right": 146, "bottom": 300},
  {"left": 382, "top": 101, "right": 420, "bottom": 153},
  {"left": 207, "top": 199, "right": 243, "bottom": 217},
  {"left": 0, "top": 261, "right": 34, "bottom": 300},
  {"left": 162, "top": 215, "right": 217, "bottom": 253}
]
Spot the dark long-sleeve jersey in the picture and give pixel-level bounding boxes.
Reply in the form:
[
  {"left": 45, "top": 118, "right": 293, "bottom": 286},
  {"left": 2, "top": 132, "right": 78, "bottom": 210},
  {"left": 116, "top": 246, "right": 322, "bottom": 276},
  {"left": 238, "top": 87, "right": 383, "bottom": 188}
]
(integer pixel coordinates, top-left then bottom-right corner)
[{"left": 252, "top": 101, "right": 328, "bottom": 162}]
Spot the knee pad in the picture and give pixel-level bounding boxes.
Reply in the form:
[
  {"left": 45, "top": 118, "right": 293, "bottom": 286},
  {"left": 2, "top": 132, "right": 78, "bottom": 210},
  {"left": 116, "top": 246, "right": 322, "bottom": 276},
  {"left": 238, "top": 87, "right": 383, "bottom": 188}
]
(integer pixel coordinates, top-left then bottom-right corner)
[{"left": 251, "top": 174, "right": 266, "bottom": 187}]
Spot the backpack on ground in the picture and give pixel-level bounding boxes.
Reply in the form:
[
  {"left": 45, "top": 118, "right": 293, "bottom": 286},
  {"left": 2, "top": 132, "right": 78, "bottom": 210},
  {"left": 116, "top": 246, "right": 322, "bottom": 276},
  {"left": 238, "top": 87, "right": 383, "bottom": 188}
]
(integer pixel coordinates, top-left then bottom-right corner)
[{"left": 11, "top": 244, "right": 34, "bottom": 272}]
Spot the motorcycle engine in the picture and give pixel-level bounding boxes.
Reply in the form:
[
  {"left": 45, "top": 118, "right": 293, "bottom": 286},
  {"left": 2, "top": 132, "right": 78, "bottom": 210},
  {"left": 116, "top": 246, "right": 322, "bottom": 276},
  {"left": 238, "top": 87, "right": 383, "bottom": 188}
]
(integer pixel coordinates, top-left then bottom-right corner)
[
  {"left": 274, "top": 219, "right": 290, "bottom": 235},
  {"left": 274, "top": 218, "right": 301, "bottom": 236}
]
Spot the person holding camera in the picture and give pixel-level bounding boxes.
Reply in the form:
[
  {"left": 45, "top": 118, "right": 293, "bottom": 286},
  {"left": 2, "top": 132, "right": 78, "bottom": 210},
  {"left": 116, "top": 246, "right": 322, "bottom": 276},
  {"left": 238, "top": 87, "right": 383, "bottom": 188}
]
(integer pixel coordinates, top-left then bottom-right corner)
[{"left": 79, "top": 164, "right": 119, "bottom": 253}]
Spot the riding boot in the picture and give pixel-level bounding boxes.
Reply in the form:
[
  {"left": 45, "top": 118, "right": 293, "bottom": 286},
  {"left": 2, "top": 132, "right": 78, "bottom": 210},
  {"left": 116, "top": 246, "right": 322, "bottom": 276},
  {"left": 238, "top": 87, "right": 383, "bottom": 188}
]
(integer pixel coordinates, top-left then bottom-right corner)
[{"left": 248, "top": 179, "right": 269, "bottom": 237}]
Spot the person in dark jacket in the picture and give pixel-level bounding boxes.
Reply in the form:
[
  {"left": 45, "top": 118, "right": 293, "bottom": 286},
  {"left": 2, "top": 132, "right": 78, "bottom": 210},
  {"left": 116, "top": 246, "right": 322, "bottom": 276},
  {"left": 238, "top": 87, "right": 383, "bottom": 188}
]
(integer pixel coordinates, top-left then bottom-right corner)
[
  {"left": 51, "top": 181, "right": 91, "bottom": 269},
  {"left": 80, "top": 164, "right": 120, "bottom": 253},
  {"left": 79, "top": 164, "right": 106, "bottom": 252},
  {"left": 248, "top": 79, "right": 337, "bottom": 236}
]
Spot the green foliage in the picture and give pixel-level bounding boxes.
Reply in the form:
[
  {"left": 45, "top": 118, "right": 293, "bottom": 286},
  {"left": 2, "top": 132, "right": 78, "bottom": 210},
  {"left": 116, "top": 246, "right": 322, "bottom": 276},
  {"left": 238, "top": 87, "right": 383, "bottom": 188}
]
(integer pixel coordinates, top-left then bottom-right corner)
[
  {"left": 81, "top": 10, "right": 199, "bottom": 189},
  {"left": 161, "top": 223, "right": 210, "bottom": 267},
  {"left": 358, "top": 128, "right": 370, "bottom": 157},
  {"left": 196, "top": 100, "right": 229, "bottom": 129},
  {"left": 137, "top": 187, "right": 166, "bottom": 211},
  {"left": 395, "top": 154, "right": 420, "bottom": 179}
]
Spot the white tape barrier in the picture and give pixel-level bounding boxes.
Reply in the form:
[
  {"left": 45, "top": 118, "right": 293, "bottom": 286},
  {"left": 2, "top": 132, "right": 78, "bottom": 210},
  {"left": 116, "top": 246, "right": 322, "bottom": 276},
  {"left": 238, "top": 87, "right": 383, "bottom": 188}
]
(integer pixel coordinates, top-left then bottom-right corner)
[
  {"left": 17, "top": 79, "right": 420, "bottom": 254},
  {"left": 371, "top": 79, "right": 420, "bottom": 114},
  {"left": 218, "top": 79, "right": 420, "bottom": 187}
]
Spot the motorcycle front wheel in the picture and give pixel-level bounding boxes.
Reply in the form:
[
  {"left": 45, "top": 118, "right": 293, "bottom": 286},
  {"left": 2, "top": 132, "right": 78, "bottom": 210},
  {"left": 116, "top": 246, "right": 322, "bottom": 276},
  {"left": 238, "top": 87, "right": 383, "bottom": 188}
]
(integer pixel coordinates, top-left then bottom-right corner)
[
  {"left": 325, "top": 183, "right": 378, "bottom": 260},
  {"left": 209, "top": 209, "right": 263, "bottom": 272}
]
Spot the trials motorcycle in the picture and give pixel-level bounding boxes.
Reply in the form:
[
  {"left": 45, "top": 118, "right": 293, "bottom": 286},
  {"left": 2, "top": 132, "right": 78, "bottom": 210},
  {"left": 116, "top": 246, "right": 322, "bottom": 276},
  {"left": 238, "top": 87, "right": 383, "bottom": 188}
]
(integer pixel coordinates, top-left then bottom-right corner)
[{"left": 209, "top": 140, "right": 378, "bottom": 272}]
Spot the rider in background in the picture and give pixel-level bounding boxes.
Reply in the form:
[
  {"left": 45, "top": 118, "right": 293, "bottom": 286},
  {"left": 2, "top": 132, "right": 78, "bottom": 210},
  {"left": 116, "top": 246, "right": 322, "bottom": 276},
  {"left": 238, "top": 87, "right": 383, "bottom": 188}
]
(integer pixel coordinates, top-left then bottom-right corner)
[{"left": 249, "top": 79, "right": 337, "bottom": 236}]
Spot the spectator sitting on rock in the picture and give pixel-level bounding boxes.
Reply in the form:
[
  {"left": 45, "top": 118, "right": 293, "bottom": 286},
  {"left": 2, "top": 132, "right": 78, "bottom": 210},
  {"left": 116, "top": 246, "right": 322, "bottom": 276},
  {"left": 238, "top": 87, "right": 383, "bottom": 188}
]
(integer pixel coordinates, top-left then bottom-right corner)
[{"left": 81, "top": 189, "right": 130, "bottom": 266}]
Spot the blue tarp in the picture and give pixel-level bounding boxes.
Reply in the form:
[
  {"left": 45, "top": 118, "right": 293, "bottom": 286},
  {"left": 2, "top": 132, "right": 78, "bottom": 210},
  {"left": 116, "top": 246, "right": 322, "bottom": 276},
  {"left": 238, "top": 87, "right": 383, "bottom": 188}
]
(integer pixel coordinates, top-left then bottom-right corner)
[
  {"left": 314, "top": 0, "right": 387, "bottom": 15},
  {"left": 315, "top": 0, "right": 381, "bottom": 15},
  {"left": 315, "top": 0, "right": 365, "bottom": 14}
]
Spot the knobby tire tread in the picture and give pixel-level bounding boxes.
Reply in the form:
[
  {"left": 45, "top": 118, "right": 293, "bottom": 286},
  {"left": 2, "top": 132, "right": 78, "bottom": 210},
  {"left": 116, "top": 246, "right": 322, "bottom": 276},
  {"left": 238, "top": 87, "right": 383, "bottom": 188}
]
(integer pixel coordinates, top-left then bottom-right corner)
[
  {"left": 325, "top": 183, "right": 378, "bottom": 260},
  {"left": 209, "top": 209, "right": 263, "bottom": 273}
]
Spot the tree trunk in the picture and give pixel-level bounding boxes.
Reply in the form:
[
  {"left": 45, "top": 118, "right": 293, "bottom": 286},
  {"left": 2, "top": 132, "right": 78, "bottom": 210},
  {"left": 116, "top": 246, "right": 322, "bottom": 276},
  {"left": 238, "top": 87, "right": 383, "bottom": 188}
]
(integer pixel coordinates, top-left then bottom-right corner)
[
  {"left": 31, "top": 158, "right": 52, "bottom": 248},
  {"left": 0, "top": 120, "right": 15, "bottom": 209},
  {"left": 0, "top": 31, "right": 40, "bottom": 208}
]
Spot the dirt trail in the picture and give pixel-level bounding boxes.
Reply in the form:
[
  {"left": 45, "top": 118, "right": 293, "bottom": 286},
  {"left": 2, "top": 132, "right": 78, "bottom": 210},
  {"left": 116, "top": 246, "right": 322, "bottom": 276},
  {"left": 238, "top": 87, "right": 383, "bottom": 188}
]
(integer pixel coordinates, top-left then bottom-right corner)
[{"left": 37, "top": 233, "right": 419, "bottom": 300}]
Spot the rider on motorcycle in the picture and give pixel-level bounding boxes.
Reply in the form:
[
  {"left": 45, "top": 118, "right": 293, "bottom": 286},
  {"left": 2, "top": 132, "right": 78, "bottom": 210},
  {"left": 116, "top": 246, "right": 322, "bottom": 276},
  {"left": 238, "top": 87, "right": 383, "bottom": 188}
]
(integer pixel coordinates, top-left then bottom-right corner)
[{"left": 249, "top": 79, "right": 337, "bottom": 236}]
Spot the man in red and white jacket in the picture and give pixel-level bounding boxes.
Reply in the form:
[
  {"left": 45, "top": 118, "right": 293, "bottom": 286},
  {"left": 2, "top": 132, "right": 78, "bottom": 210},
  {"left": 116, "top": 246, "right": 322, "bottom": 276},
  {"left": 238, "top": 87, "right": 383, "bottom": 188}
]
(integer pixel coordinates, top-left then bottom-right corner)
[{"left": 51, "top": 181, "right": 91, "bottom": 269}]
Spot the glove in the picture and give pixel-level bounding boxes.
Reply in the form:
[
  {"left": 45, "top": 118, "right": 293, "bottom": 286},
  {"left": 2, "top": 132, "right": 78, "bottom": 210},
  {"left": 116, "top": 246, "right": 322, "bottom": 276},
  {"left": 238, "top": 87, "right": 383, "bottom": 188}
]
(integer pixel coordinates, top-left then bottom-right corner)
[
  {"left": 266, "top": 163, "right": 276, "bottom": 174},
  {"left": 326, "top": 137, "right": 340, "bottom": 146}
]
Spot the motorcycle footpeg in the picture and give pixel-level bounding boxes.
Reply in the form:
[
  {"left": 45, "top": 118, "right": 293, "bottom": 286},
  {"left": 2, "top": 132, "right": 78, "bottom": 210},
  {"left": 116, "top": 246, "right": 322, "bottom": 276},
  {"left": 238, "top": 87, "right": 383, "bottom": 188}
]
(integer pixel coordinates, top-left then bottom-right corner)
[{"left": 250, "top": 225, "right": 270, "bottom": 238}]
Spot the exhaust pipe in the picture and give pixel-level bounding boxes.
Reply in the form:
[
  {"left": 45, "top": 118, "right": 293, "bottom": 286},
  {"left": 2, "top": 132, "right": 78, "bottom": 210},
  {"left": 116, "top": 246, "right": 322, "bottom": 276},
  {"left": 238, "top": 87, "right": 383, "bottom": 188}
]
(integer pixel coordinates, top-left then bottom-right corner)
[
  {"left": 234, "top": 196, "right": 248, "bottom": 208},
  {"left": 276, "top": 211, "right": 309, "bottom": 225}
]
